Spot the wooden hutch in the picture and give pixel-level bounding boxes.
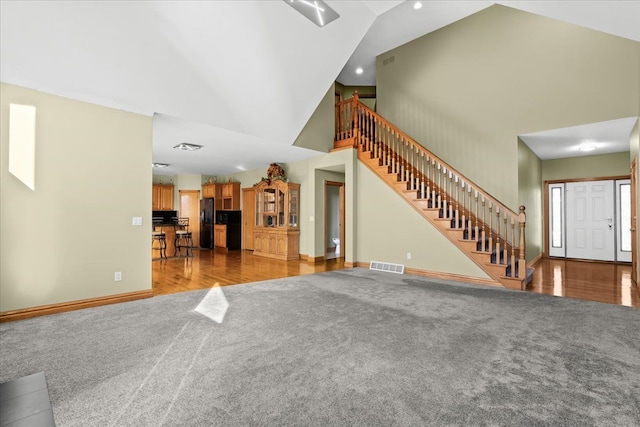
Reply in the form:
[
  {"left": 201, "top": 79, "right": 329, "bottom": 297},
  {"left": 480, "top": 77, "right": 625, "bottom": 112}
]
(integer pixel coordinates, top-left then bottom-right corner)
[{"left": 253, "top": 179, "right": 300, "bottom": 260}]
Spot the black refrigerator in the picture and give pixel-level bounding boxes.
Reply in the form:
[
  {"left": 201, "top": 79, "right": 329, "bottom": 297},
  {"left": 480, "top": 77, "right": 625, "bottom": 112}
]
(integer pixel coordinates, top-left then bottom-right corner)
[{"left": 200, "top": 198, "right": 215, "bottom": 249}]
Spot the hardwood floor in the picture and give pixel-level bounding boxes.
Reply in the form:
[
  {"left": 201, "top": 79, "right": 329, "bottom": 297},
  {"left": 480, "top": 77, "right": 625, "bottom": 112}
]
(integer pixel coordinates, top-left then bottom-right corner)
[
  {"left": 153, "top": 249, "right": 346, "bottom": 295},
  {"left": 527, "top": 258, "right": 639, "bottom": 308},
  {"left": 153, "top": 251, "right": 639, "bottom": 308}
]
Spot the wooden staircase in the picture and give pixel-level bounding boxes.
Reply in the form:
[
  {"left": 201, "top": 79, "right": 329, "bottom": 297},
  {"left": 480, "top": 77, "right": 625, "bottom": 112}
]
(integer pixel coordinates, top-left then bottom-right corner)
[{"left": 335, "top": 94, "right": 532, "bottom": 290}]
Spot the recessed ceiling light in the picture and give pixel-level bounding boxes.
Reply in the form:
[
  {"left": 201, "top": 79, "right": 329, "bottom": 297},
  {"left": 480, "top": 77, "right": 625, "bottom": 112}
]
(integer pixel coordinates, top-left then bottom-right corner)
[
  {"left": 152, "top": 163, "right": 170, "bottom": 168},
  {"left": 577, "top": 143, "right": 598, "bottom": 152},
  {"left": 413, "top": 2, "right": 423, "bottom": 10},
  {"left": 173, "top": 142, "right": 203, "bottom": 151},
  {"left": 284, "top": 0, "right": 340, "bottom": 27},
  {"left": 355, "top": 67, "right": 363, "bottom": 74}
]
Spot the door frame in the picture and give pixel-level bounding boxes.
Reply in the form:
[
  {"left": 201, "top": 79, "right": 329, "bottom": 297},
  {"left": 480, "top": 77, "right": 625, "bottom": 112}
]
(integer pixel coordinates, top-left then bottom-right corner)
[
  {"left": 178, "top": 189, "right": 201, "bottom": 249},
  {"left": 630, "top": 158, "right": 638, "bottom": 283},
  {"left": 324, "top": 180, "right": 345, "bottom": 260},
  {"left": 544, "top": 175, "right": 630, "bottom": 260},
  {"left": 242, "top": 187, "right": 256, "bottom": 250}
]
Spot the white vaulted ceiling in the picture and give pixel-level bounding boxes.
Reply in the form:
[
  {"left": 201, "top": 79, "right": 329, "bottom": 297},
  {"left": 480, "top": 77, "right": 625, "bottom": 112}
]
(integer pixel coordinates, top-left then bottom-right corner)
[{"left": 2, "top": 1, "right": 638, "bottom": 175}]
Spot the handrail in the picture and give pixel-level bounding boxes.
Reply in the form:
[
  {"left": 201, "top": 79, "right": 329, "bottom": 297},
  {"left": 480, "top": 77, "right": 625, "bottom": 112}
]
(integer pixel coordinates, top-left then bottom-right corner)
[
  {"left": 354, "top": 99, "right": 518, "bottom": 220},
  {"left": 337, "top": 94, "right": 527, "bottom": 278}
]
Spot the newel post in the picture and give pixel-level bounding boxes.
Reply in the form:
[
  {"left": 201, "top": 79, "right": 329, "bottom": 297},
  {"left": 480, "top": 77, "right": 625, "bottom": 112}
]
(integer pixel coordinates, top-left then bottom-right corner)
[
  {"left": 352, "top": 91, "right": 360, "bottom": 148},
  {"left": 518, "top": 205, "right": 526, "bottom": 284}
]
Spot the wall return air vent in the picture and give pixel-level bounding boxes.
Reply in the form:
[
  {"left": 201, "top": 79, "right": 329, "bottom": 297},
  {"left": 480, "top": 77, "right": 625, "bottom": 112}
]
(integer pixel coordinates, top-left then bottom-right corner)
[{"left": 369, "top": 261, "right": 405, "bottom": 274}]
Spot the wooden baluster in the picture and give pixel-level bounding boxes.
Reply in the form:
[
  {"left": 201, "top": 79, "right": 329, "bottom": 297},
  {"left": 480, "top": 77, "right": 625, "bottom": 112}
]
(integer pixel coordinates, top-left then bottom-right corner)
[
  {"left": 367, "top": 111, "right": 378, "bottom": 154},
  {"left": 363, "top": 110, "right": 368, "bottom": 150},
  {"left": 413, "top": 145, "right": 420, "bottom": 192},
  {"left": 401, "top": 137, "right": 406, "bottom": 182},
  {"left": 352, "top": 93, "right": 359, "bottom": 148},
  {"left": 334, "top": 103, "right": 340, "bottom": 141},
  {"left": 432, "top": 159, "right": 437, "bottom": 207},
  {"left": 389, "top": 128, "right": 399, "bottom": 174},
  {"left": 398, "top": 134, "right": 402, "bottom": 176},
  {"left": 421, "top": 152, "right": 426, "bottom": 199},
  {"left": 503, "top": 213, "right": 508, "bottom": 268},
  {"left": 460, "top": 181, "right": 466, "bottom": 232},
  {"left": 443, "top": 168, "right": 447, "bottom": 215},
  {"left": 473, "top": 191, "right": 479, "bottom": 242},
  {"left": 402, "top": 137, "right": 407, "bottom": 182},
  {"left": 383, "top": 122, "right": 388, "bottom": 166},
  {"left": 389, "top": 127, "right": 398, "bottom": 173},
  {"left": 388, "top": 128, "right": 392, "bottom": 169},
  {"left": 452, "top": 177, "right": 458, "bottom": 228},
  {"left": 495, "top": 207, "right": 501, "bottom": 264},
  {"left": 425, "top": 155, "right": 430, "bottom": 202},
  {"left": 448, "top": 172, "right": 454, "bottom": 219},
  {"left": 480, "top": 196, "right": 485, "bottom": 249},
  {"left": 467, "top": 186, "right": 472, "bottom": 238},
  {"left": 376, "top": 125, "right": 391, "bottom": 166},
  {"left": 436, "top": 165, "right": 442, "bottom": 210},
  {"left": 406, "top": 142, "right": 411, "bottom": 185},
  {"left": 518, "top": 206, "right": 526, "bottom": 281},
  {"left": 370, "top": 116, "right": 375, "bottom": 154},
  {"left": 442, "top": 165, "right": 447, "bottom": 211},
  {"left": 488, "top": 202, "right": 493, "bottom": 254},
  {"left": 407, "top": 141, "right": 416, "bottom": 190},
  {"left": 446, "top": 169, "right": 451, "bottom": 214},
  {"left": 510, "top": 216, "right": 516, "bottom": 276},
  {"left": 413, "top": 145, "right": 420, "bottom": 191},
  {"left": 441, "top": 167, "right": 446, "bottom": 213}
]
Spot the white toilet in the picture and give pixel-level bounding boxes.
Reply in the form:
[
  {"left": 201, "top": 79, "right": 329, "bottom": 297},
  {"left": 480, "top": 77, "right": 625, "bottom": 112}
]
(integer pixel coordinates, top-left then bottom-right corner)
[{"left": 332, "top": 237, "right": 340, "bottom": 255}]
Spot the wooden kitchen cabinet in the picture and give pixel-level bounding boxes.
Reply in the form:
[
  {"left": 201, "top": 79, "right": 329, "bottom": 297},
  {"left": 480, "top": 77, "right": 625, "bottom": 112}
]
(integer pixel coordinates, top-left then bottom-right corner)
[
  {"left": 220, "top": 182, "right": 240, "bottom": 210},
  {"left": 202, "top": 183, "right": 217, "bottom": 199},
  {"left": 214, "top": 224, "right": 227, "bottom": 249},
  {"left": 152, "top": 184, "right": 174, "bottom": 211}
]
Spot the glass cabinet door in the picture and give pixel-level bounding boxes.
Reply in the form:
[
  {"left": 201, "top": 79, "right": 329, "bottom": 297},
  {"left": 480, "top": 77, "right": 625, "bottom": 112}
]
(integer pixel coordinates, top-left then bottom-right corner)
[
  {"left": 289, "top": 187, "right": 298, "bottom": 228},
  {"left": 256, "top": 190, "right": 263, "bottom": 226},
  {"left": 262, "top": 188, "right": 277, "bottom": 227},
  {"left": 278, "top": 189, "right": 285, "bottom": 227}
]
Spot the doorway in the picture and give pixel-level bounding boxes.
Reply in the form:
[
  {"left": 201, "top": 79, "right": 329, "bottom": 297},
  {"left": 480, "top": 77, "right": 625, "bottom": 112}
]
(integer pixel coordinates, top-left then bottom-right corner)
[
  {"left": 546, "top": 177, "right": 631, "bottom": 262},
  {"left": 325, "top": 181, "right": 345, "bottom": 260},
  {"left": 179, "top": 189, "right": 201, "bottom": 248}
]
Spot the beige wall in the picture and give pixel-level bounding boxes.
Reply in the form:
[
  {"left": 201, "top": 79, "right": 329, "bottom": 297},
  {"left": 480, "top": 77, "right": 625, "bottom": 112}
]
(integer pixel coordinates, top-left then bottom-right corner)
[
  {"left": 293, "top": 84, "right": 336, "bottom": 153},
  {"left": 542, "top": 152, "right": 631, "bottom": 182},
  {"left": 335, "top": 84, "right": 376, "bottom": 110},
  {"left": 517, "top": 139, "right": 542, "bottom": 262},
  {"left": 376, "top": 4, "right": 640, "bottom": 212},
  {"left": 1, "top": 83, "right": 152, "bottom": 312}
]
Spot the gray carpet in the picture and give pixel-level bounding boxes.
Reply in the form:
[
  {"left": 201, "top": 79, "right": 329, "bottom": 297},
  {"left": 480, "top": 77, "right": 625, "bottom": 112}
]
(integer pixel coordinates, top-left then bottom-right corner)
[{"left": 1, "top": 268, "right": 639, "bottom": 426}]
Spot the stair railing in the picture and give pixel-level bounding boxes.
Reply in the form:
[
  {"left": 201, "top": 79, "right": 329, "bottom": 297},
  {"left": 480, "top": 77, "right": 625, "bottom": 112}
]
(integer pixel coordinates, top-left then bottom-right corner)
[{"left": 337, "top": 94, "right": 527, "bottom": 278}]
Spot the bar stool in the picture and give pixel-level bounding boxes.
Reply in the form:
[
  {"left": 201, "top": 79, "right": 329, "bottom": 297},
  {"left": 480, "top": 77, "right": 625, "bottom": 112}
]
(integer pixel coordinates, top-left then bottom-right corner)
[
  {"left": 174, "top": 217, "right": 193, "bottom": 257},
  {"left": 152, "top": 219, "right": 167, "bottom": 259}
]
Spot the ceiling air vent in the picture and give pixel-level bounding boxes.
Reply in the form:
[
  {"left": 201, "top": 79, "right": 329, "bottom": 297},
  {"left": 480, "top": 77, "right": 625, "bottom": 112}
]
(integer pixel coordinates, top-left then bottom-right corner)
[
  {"left": 382, "top": 56, "right": 395, "bottom": 66},
  {"left": 369, "top": 261, "right": 405, "bottom": 274}
]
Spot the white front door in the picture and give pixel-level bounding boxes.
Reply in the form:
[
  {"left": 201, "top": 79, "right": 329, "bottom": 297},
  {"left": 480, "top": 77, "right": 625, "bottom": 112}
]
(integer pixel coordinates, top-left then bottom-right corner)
[{"left": 566, "top": 180, "right": 615, "bottom": 261}]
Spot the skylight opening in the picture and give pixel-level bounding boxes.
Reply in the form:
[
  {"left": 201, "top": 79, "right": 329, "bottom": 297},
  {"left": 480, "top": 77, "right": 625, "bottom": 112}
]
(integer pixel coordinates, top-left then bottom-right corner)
[
  {"left": 284, "top": 0, "right": 339, "bottom": 27},
  {"left": 173, "top": 143, "right": 203, "bottom": 151}
]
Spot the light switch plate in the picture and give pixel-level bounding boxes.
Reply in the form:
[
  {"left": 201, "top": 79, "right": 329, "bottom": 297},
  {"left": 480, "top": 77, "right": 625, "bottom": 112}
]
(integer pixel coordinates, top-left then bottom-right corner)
[{"left": 132, "top": 216, "right": 143, "bottom": 226}]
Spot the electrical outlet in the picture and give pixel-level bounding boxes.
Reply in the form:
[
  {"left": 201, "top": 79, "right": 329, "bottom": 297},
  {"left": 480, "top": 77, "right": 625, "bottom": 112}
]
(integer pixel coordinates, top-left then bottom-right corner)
[
  {"left": 114, "top": 272, "right": 122, "bottom": 281},
  {"left": 132, "top": 216, "right": 143, "bottom": 226},
  {"left": 407, "top": 252, "right": 412, "bottom": 260}
]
